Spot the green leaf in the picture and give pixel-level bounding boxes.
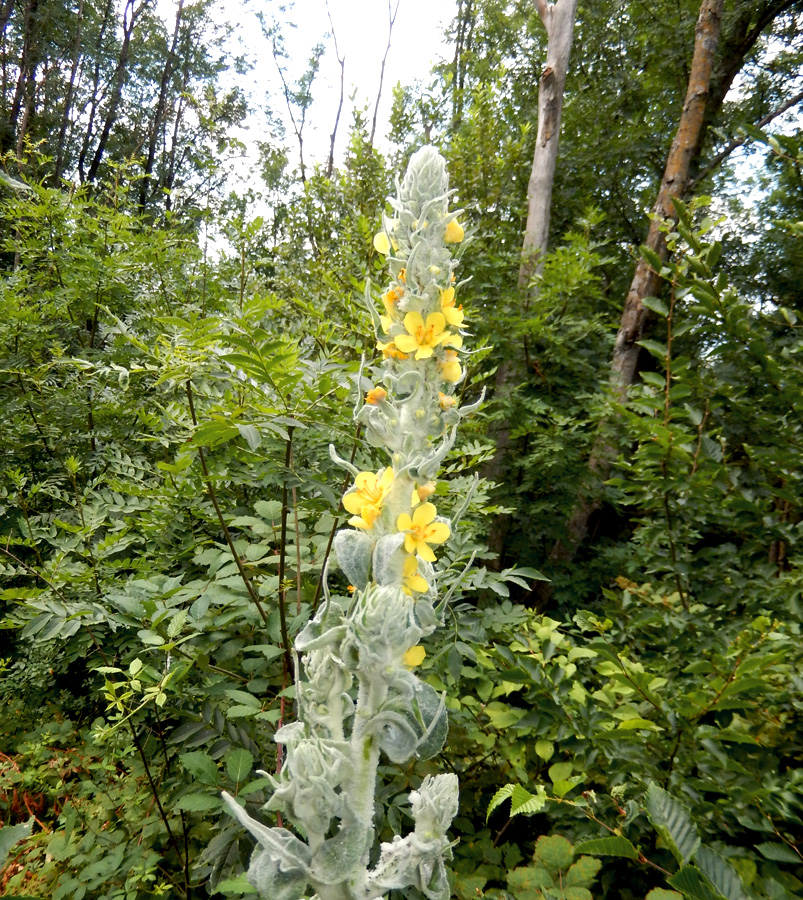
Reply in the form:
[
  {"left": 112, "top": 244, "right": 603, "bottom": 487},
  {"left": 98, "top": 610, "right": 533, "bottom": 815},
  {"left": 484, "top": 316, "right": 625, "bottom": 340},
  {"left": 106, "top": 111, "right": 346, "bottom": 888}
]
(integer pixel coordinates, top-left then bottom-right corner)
[
  {"left": 640, "top": 246, "right": 664, "bottom": 273},
  {"left": 645, "top": 783, "right": 700, "bottom": 865},
  {"left": 237, "top": 423, "right": 262, "bottom": 450},
  {"left": 694, "top": 846, "right": 750, "bottom": 900},
  {"left": 180, "top": 750, "right": 219, "bottom": 786},
  {"left": 535, "top": 740, "right": 554, "bottom": 761},
  {"left": 0, "top": 818, "right": 33, "bottom": 867},
  {"left": 175, "top": 792, "right": 223, "bottom": 812},
  {"left": 487, "top": 784, "right": 515, "bottom": 821},
  {"left": 510, "top": 784, "right": 547, "bottom": 816},
  {"left": 573, "top": 836, "right": 639, "bottom": 860},
  {"left": 668, "top": 866, "right": 721, "bottom": 900},
  {"left": 755, "top": 843, "right": 800, "bottom": 863},
  {"left": 226, "top": 748, "right": 255, "bottom": 783},
  {"left": 637, "top": 339, "right": 668, "bottom": 361},
  {"left": 535, "top": 834, "right": 574, "bottom": 872},
  {"left": 548, "top": 761, "right": 573, "bottom": 782},
  {"left": 642, "top": 295, "right": 670, "bottom": 318},
  {"left": 646, "top": 890, "right": 684, "bottom": 900}
]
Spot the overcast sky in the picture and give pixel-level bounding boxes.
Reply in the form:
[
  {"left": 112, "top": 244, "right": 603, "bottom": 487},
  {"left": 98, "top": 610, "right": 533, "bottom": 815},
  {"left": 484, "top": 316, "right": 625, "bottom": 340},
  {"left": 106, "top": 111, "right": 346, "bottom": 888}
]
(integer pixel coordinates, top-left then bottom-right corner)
[{"left": 230, "top": 0, "right": 456, "bottom": 168}]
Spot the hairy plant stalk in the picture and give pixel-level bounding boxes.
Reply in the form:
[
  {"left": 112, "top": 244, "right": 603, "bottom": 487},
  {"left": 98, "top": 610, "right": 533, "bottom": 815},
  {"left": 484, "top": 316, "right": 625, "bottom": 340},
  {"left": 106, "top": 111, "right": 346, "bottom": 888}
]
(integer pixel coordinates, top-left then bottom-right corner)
[{"left": 221, "top": 147, "right": 478, "bottom": 899}]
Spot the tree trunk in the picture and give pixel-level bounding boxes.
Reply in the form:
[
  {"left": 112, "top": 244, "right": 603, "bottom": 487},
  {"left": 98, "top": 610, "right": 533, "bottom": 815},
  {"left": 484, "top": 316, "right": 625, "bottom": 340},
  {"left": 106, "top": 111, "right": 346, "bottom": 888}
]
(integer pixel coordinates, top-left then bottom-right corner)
[
  {"left": 54, "top": 0, "right": 84, "bottom": 182},
  {"left": 533, "top": 0, "right": 724, "bottom": 604},
  {"left": 6, "top": 0, "right": 38, "bottom": 156},
  {"left": 77, "top": 0, "right": 115, "bottom": 183},
  {"left": 483, "top": 0, "right": 578, "bottom": 565},
  {"left": 86, "top": 0, "right": 142, "bottom": 183},
  {"left": 139, "top": 0, "right": 184, "bottom": 210}
]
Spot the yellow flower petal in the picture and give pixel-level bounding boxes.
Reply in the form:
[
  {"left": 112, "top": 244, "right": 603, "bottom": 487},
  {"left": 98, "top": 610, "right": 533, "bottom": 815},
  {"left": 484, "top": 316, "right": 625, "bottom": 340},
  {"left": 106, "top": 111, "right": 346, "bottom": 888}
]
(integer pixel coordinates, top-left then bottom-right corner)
[
  {"left": 374, "top": 231, "right": 390, "bottom": 254},
  {"left": 444, "top": 220, "right": 464, "bottom": 244},
  {"left": 412, "top": 502, "right": 437, "bottom": 527},
  {"left": 403, "top": 645, "right": 426, "bottom": 668}
]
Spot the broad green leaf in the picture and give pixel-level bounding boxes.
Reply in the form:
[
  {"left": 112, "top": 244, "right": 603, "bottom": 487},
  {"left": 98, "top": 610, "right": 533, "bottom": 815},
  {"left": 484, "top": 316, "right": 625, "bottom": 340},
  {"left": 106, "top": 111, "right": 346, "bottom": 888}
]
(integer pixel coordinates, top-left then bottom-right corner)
[
  {"left": 646, "top": 890, "right": 684, "bottom": 900},
  {"left": 573, "top": 836, "right": 639, "bottom": 860},
  {"left": 175, "top": 792, "right": 223, "bottom": 812},
  {"left": 755, "top": 843, "right": 800, "bottom": 863},
  {"left": 180, "top": 751, "right": 219, "bottom": 786},
  {"left": 668, "top": 866, "right": 721, "bottom": 900},
  {"left": 0, "top": 818, "right": 32, "bottom": 867},
  {"left": 694, "top": 846, "right": 750, "bottom": 900},
  {"left": 535, "top": 740, "right": 554, "bottom": 761},
  {"left": 637, "top": 339, "right": 668, "bottom": 361},
  {"left": 548, "top": 761, "right": 573, "bottom": 782},
  {"left": 226, "top": 748, "right": 255, "bottom": 783},
  {"left": 642, "top": 295, "right": 669, "bottom": 318},
  {"left": 645, "top": 783, "right": 700, "bottom": 865}
]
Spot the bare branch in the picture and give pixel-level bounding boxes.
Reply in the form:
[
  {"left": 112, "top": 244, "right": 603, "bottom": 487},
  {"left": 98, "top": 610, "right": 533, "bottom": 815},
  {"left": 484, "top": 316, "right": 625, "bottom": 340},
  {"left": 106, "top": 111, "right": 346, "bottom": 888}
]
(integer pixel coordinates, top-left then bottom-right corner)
[
  {"left": 370, "top": 0, "right": 400, "bottom": 147},
  {"left": 326, "top": 1, "right": 346, "bottom": 178}
]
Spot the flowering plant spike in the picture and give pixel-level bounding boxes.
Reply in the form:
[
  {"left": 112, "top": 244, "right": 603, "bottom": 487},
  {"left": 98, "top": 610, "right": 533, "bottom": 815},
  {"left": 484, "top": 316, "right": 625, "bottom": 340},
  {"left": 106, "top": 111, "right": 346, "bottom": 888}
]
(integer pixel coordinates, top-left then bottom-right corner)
[{"left": 222, "top": 146, "right": 479, "bottom": 900}]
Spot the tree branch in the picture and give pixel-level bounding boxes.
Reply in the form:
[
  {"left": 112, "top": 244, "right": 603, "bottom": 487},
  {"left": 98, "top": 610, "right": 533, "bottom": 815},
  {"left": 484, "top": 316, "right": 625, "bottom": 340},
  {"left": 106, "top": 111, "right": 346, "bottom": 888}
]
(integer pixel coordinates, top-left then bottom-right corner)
[{"left": 690, "top": 88, "right": 803, "bottom": 190}]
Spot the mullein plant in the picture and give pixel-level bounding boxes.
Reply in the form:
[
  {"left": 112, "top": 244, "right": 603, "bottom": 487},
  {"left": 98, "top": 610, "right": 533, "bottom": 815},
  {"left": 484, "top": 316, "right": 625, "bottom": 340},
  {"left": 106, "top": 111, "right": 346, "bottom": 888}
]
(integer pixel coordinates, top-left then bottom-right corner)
[{"left": 222, "top": 146, "right": 481, "bottom": 900}]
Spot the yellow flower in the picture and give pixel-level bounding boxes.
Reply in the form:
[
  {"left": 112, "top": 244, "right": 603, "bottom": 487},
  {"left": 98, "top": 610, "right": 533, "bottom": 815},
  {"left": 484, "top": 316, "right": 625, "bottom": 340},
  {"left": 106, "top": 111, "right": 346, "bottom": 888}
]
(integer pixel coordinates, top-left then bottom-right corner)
[
  {"left": 381, "top": 288, "right": 401, "bottom": 319},
  {"left": 416, "top": 480, "right": 437, "bottom": 502},
  {"left": 395, "top": 312, "right": 462, "bottom": 360},
  {"left": 439, "top": 286, "right": 465, "bottom": 327},
  {"left": 343, "top": 468, "right": 394, "bottom": 529},
  {"left": 439, "top": 350, "right": 462, "bottom": 384},
  {"left": 397, "top": 502, "right": 450, "bottom": 562},
  {"left": 403, "top": 644, "right": 426, "bottom": 668},
  {"left": 439, "top": 392, "right": 457, "bottom": 410},
  {"left": 402, "top": 554, "right": 429, "bottom": 596},
  {"left": 365, "top": 387, "right": 387, "bottom": 405},
  {"left": 376, "top": 338, "right": 409, "bottom": 360},
  {"left": 374, "top": 231, "right": 391, "bottom": 254},
  {"left": 397, "top": 268, "right": 406, "bottom": 284},
  {"left": 444, "top": 219, "right": 464, "bottom": 244}
]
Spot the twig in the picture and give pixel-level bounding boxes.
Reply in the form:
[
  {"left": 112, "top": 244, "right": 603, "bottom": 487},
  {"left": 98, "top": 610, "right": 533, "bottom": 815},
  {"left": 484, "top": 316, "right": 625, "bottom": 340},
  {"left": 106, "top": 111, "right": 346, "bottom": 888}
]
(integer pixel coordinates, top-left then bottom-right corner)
[
  {"left": 370, "top": 0, "right": 400, "bottom": 146},
  {"left": 185, "top": 381, "right": 268, "bottom": 625},
  {"left": 690, "top": 89, "right": 803, "bottom": 190},
  {"left": 277, "top": 429, "right": 295, "bottom": 677},
  {"left": 325, "top": 1, "right": 346, "bottom": 178}
]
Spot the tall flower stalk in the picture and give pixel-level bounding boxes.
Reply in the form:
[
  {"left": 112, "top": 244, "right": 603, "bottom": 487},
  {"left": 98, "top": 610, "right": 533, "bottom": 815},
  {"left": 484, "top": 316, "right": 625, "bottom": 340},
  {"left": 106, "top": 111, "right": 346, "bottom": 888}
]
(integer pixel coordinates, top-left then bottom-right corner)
[{"left": 223, "top": 147, "right": 479, "bottom": 900}]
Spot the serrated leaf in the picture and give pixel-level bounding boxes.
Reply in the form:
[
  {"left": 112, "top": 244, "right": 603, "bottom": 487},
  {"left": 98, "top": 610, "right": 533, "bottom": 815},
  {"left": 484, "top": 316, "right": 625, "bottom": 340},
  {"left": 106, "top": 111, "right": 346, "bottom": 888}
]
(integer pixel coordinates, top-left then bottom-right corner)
[
  {"left": 535, "top": 834, "right": 574, "bottom": 872},
  {"left": 511, "top": 784, "right": 547, "bottom": 816},
  {"left": 225, "top": 748, "right": 254, "bottom": 783},
  {"left": 175, "top": 792, "right": 222, "bottom": 812},
  {"left": 668, "top": 866, "right": 721, "bottom": 900},
  {"left": 640, "top": 246, "right": 664, "bottom": 272},
  {"left": 695, "top": 846, "right": 750, "bottom": 900},
  {"left": 487, "top": 784, "right": 515, "bottom": 821},
  {"left": 646, "top": 890, "right": 684, "bottom": 900},
  {"left": 573, "top": 836, "right": 639, "bottom": 860},
  {"left": 645, "top": 783, "right": 700, "bottom": 865},
  {"left": 237, "top": 423, "right": 262, "bottom": 450},
  {"left": 642, "top": 295, "right": 670, "bottom": 318},
  {"left": 180, "top": 751, "right": 219, "bottom": 786},
  {"left": 755, "top": 843, "right": 800, "bottom": 863},
  {"left": 637, "top": 339, "right": 668, "bottom": 361}
]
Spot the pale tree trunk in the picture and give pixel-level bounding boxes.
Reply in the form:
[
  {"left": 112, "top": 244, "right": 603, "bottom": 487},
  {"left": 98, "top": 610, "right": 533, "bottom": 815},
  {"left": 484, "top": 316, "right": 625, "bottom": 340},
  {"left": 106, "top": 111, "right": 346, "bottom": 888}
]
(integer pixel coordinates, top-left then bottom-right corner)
[
  {"left": 484, "top": 0, "right": 578, "bottom": 565},
  {"left": 518, "top": 0, "right": 578, "bottom": 290},
  {"left": 533, "top": 0, "right": 725, "bottom": 603}
]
